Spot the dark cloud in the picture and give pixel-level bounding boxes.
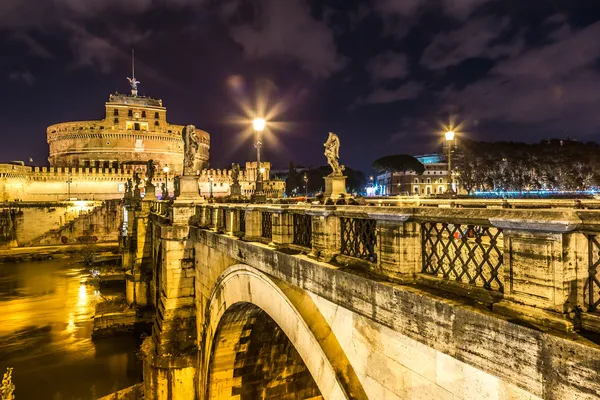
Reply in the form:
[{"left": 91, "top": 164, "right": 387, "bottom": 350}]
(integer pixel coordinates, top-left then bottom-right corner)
[
  {"left": 8, "top": 32, "right": 53, "bottom": 58},
  {"left": 8, "top": 71, "right": 35, "bottom": 86},
  {"left": 221, "top": 0, "right": 345, "bottom": 78},
  {"left": 448, "top": 19, "right": 600, "bottom": 134},
  {"left": 420, "top": 16, "right": 522, "bottom": 70},
  {"left": 363, "top": 81, "right": 423, "bottom": 104},
  {"left": 368, "top": 52, "right": 409, "bottom": 81}
]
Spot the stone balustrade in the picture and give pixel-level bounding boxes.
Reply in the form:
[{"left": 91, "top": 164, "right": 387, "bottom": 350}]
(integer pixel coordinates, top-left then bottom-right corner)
[{"left": 144, "top": 201, "right": 600, "bottom": 334}]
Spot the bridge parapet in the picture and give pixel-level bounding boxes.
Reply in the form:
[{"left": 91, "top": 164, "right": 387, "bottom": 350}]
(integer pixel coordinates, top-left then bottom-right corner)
[{"left": 159, "top": 202, "right": 600, "bottom": 333}]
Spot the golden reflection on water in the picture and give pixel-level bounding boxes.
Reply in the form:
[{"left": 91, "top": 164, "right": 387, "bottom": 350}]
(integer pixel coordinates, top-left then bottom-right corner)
[{"left": 0, "top": 258, "right": 141, "bottom": 399}]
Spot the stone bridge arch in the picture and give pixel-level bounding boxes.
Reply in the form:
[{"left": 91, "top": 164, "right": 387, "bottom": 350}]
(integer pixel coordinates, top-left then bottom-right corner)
[{"left": 199, "top": 265, "right": 367, "bottom": 400}]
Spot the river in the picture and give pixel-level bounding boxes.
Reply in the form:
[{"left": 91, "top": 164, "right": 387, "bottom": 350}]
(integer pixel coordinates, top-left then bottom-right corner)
[{"left": 0, "top": 258, "right": 142, "bottom": 400}]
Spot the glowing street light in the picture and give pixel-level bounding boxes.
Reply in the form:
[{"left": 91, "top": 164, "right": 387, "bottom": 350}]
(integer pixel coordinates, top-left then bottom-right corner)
[
  {"left": 445, "top": 131, "right": 455, "bottom": 194},
  {"left": 252, "top": 117, "right": 267, "bottom": 202},
  {"left": 253, "top": 118, "right": 266, "bottom": 132},
  {"left": 304, "top": 173, "right": 308, "bottom": 198}
]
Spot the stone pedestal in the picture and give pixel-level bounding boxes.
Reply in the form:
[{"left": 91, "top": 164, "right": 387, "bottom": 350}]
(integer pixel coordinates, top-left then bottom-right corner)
[
  {"left": 178, "top": 175, "right": 202, "bottom": 200},
  {"left": 324, "top": 175, "right": 347, "bottom": 198},
  {"left": 230, "top": 183, "right": 242, "bottom": 197},
  {"left": 144, "top": 183, "right": 156, "bottom": 199}
]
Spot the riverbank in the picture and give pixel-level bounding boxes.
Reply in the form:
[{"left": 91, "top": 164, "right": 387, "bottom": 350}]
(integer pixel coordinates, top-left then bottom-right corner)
[
  {"left": 0, "top": 242, "right": 119, "bottom": 263},
  {"left": 98, "top": 383, "right": 144, "bottom": 399}
]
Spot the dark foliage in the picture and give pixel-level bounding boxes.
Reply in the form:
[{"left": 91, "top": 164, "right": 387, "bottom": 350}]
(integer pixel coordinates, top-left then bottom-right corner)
[{"left": 453, "top": 139, "right": 600, "bottom": 194}]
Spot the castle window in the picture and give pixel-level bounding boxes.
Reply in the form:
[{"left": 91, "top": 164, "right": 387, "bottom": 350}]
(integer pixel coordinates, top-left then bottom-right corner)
[
  {"left": 128, "top": 109, "right": 133, "bottom": 117},
  {"left": 134, "top": 123, "right": 140, "bottom": 131},
  {"left": 113, "top": 109, "right": 119, "bottom": 116},
  {"left": 141, "top": 111, "right": 146, "bottom": 118},
  {"left": 155, "top": 112, "right": 159, "bottom": 119},
  {"left": 154, "top": 121, "right": 159, "bottom": 126},
  {"left": 114, "top": 118, "right": 119, "bottom": 123}
]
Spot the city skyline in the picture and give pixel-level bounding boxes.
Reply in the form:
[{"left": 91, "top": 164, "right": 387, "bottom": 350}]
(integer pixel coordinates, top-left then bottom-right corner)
[{"left": 1, "top": 0, "right": 600, "bottom": 173}]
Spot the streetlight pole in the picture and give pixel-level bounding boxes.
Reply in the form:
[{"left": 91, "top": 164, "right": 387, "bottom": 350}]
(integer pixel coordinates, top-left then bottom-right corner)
[
  {"left": 163, "top": 165, "right": 169, "bottom": 198},
  {"left": 445, "top": 130, "right": 455, "bottom": 194},
  {"left": 304, "top": 173, "right": 308, "bottom": 198},
  {"left": 209, "top": 176, "right": 214, "bottom": 199},
  {"left": 66, "top": 172, "right": 73, "bottom": 200},
  {"left": 252, "top": 118, "right": 266, "bottom": 202}
]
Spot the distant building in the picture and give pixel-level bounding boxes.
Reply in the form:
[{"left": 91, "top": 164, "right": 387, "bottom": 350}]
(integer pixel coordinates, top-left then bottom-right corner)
[
  {"left": 47, "top": 92, "right": 209, "bottom": 173},
  {"left": 1, "top": 71, "right": 284, "bottom": 201},
  {"left": 376, "top": 154, "right": 451, "bottom": 196}
]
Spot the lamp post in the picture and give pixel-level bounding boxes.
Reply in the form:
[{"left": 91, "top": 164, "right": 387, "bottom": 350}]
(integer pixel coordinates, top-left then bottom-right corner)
[
  {"left": 209, "top": 176, "right": 214, "bottom": 199},
  {"left": 66, "top": 172, "right": 73, "bottom": 200},
  {"left": 252, "top": 118, "right": 266, "bottom": 202},
  {"left": 303, "top": 173, "right": 308, "bottom": 198},
  {"left": 163, "top": 165, "right": 169, "bottom": 198},
  {"left": 445, "top": 130, "right": 455, "bottom": 194}
]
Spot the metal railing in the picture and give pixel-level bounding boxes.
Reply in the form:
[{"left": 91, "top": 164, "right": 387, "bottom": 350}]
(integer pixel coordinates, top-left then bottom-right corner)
[
  {"left": 144, "top": 201, "right": 600, "bottom": 326},
  {"left": 219, "top": 208, "right": 227, "bottom": 231},
  {"left": 421, "top": 222, "right": 504, "bottom": 292},
  {"left": 239, "top": 209, "right": 246, "bottom": 233},
  {"left": 261, "top": 212, "right": 272, "bottom": 240},
  {"left": 293, "top": 214, "right": 312, "bottom": 248},
  {"left": 587, "top": 235, "right": 600, "bottom": 313},
  {"left": 340, "top": 217, "right": 377, "bottom": 262}
]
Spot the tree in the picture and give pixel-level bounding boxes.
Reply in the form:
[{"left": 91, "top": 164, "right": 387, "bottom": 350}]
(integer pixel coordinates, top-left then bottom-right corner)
[
  {"left": 285, "top": 161, "right": 300, "bottom": 196},
  {"left": 372, "top": 154, "right": 424, "bottom": 194}
]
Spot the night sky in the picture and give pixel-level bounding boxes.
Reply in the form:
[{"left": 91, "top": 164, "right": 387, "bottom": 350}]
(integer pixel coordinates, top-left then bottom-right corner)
[{"left": 1, "top": 0, "right": 600, "bottom": 174}]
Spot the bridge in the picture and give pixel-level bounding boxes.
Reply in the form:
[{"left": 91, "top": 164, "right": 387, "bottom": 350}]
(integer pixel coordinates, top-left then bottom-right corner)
[{"left": 121, "top": 198, "right": 600, "bottom": 400}]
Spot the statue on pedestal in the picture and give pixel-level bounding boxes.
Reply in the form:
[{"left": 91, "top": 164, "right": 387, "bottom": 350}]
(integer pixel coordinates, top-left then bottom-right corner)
[
  {"left": 323, "top": 132, "right": 347, "bottom": 199},
  {"left": 231, "top": 163, "right": 240, "bottom": 185},
  {"left": 133, "top": 172, "right": 142, "bottom": 198},
  {"left": 182, "top": 125, "right": 201, "bottom": 176},
  {"left": 230, "top": 163, "right": 242, "bottom": 197},
  {"left": 125, "top": 178, "right": 133, "bottom": 197},
  {"left": 161, "top": 182, "right": 168, "bottom": 199},
  {"left": 324, "top": 132, "right": 345, "bottom": 176},
  {"left": 146, "top": 159, "right": 155, "bottom": 184}
]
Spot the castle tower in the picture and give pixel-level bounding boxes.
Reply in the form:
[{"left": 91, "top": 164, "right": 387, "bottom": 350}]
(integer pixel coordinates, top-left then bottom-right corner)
[{"left": 46, "top": 57, "right": 210, "bottom": 172}]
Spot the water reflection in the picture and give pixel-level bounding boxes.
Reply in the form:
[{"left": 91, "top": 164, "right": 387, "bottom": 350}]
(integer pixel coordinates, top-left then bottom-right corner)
[{"left": 0, "top": 259, "right": 141, "bottom": 399}]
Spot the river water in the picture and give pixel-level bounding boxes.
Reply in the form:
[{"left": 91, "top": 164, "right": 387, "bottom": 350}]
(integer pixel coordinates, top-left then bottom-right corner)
[{"left": 0, "top": 258, "right": 142, "bottom": 399}]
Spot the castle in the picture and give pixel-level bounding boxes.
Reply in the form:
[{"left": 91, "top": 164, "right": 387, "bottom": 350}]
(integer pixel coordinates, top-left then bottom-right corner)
[{"left": 0, "top": 75, "right": 284, "bottom": 201}]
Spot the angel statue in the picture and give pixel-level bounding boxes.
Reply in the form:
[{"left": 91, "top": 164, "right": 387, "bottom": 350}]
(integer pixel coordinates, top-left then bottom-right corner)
[
  {"left": 133, "top": 172, "right": 142, "bottom": 187},
  {"left": 182, "top": 125, "right": 199, "bottom": 176},
  {"left": 127, "top": 76, "right": 140, "bottom": 92},
  {"left": 324, "top": 132, "right": 345, "bottom": 176},
  {"left": 231, "top": 163, "right": 240, "bottom": 185},
  {"left": 146, "top": 159, "right": 155, "bottom": 184},
  {"left": 125, "top": 178, "right": 133, "bottom": 196}
]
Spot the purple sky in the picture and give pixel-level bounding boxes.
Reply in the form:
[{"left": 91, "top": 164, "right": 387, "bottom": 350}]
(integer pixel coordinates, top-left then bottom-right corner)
[{"left": 1, "top": 0, "right": 600, "bottom": 173}]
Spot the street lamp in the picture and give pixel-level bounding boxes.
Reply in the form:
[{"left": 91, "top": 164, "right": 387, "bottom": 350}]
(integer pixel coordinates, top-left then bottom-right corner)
[
  {"left": 303, "top": 173, "right": 308, "bottom": 198},
  {"left": 163, "top": 165, "right": 169, "bottom": 198},
  {"left": 252, "top": 118, "right": 266, "bottom": 202},
  {"left": 66, "top": 172, "right": 73, "bottom": 200},
  {"left": 445, "top": 130, "right": 455, "bottom": 194},
  {"left": 209, "top": 176, "right": 214, "bottom": 199}
]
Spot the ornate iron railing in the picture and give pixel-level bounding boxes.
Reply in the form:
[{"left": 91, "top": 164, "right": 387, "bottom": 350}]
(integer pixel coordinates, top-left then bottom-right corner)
[
  {"left": 587, "top": 235, "right": 600, "bottom": 313},
  {"left": 261, "top": 212, "right": 272, "bottom": 240},
  {"left": 219, "top": 208, "right": 227, "bottom": 231},
  {"left": 207, "top": 207, "right": 213, "bottom": 227},
  {"left": 421, "top": 222, "right": 504, "bottom": 292},
  {"left": 340, "top": 217, "right": 377, "bottom": 262},
  {"left": 293, "top": 214, "right": 312, "bottom": 248},
  {"left": 239, "top": 210, "right": 245, "bottom": 233}
]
